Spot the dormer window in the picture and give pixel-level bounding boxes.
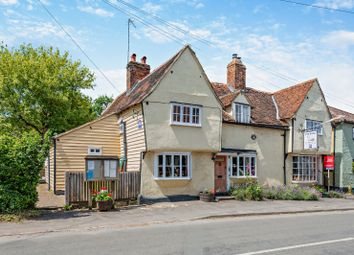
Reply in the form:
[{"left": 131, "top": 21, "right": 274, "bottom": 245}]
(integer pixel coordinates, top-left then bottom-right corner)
[
  {"left": 234, "top": 103, "right": 251, "bottom": 123},
  {"left": 171, "top": 103, "right": 201, "bottom": 127}
]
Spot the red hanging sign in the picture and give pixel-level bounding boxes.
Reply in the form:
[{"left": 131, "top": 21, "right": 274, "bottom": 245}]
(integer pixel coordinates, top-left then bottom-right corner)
[{"left": 324, "top": 156, "right": 335, "bottom": 169}]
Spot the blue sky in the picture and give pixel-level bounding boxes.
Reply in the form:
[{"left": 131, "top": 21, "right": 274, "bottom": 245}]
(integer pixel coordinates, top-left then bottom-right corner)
[{"left": 1, "top": 0, "right": 354, "bottom": 112}]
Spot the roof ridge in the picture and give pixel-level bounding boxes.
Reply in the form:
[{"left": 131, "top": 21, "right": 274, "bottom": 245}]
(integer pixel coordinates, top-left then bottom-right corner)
[{"left": 274, "top": 78, "right": 317, "bottom": 94}]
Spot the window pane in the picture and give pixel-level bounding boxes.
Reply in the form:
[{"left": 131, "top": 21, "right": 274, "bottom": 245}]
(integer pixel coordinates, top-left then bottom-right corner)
[
  {"left": 104, "top": 160, "right": 110, "bottom": 177},
  {"left": 182, "top": 155, "right": 188, "bottom": 177},
  {"left": 192, "top": 107, "right": 200, "bottom": 124},
  {"left": 239, "top": 157, "right": 244, "bottom": 176},
  {"left": 245, "top": 157, "right": 251, "bottom": 176},
  {"left": 174, "top": 155, "right": 181, "bottom": 177},
  {"left": 173, "top": 105, "right": 181, "bottom": 122},
  {"left": 92, "top": 160, "right": 102, "bottom": 179},
  {"left": 110, "top": 160, "right": 117, "bottom": 178},
  {"left": 232, "top": 157, "right": 237, "bottom": 176},
  {"left": 165, "top": 155, "right": 172, "bottom": 177},
  {"left": 183, "top": 106, "right": 190, "bottom": 123},
  {"left": 251, "top": 157, "right": 256, "bottom": 176}
]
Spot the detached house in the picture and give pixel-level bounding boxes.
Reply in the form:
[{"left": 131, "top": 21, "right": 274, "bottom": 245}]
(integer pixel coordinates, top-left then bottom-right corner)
[
  {"left": 330, "top": 106, "right": 354, "bottom": 190},
  {"left": 47, "top": 45, "right": 333, "bottom": 200}
]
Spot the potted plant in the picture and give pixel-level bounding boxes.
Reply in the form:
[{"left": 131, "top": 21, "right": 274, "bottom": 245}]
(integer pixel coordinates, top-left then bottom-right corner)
[
  {"left": 93, "top": 187, "right": 113, "bottom": 211},
  {"left": 199, "top": 188, "right": 215, "bottom": 202}
]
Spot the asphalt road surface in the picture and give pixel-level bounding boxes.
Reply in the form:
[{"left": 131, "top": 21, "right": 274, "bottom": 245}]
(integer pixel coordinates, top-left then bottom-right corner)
[{"left": 1, "top": 211, "right": 354, "bottom": 255}]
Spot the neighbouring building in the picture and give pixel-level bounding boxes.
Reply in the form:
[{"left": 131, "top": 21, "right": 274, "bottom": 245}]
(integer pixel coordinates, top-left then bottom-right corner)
[
  {"left": 48, "top": 45, "right": 334, "bottom": 199},
  {"left": 330, "top": 106, "right": 354, "bottom": 190}
]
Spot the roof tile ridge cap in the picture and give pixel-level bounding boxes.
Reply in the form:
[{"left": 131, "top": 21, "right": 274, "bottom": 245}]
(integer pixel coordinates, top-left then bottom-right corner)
[{"left": 246, "top": 86, "right": 272, "bottom": 94}]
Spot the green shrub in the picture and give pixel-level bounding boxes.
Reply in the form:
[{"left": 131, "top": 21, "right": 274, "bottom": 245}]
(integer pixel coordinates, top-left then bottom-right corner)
[
  {"left": 231, "top": 183, "right": 263, "bottom": 201},
  {"left": 0, "top": 132, "right": 46, "bottom": 213},
  {"left": 327, "top": 191, "right": 344, "bottom": 199}
]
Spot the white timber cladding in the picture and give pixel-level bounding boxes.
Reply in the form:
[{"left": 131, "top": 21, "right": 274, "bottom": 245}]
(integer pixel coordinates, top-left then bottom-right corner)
[
  {"left": 118, "top": 104, "right": 146, "bottom": 172},
  {"left": 49, "top": 114, "right": 120, "bottom": 191}
]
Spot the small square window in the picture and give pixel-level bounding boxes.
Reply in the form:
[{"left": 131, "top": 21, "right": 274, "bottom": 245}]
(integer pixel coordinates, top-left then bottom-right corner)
[{"left": 88, "top": 147, "right": 102, "bottom": 155}]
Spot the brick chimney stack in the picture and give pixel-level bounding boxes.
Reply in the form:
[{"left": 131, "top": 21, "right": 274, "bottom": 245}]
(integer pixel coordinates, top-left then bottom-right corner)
[
  {"left": 227, "top": 53, "right": 246, "bottom": 90},
  {"left": 126, "top": 54, "right": 150, "bottom": 90}
]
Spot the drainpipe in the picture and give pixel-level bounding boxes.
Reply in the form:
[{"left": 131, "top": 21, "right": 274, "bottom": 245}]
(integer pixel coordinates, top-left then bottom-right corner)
[
  {"left": 283, "top": 130, "right": 287, "bottom": 185},
  {"left": 122, "top": 121, "right": 128, "bottom": 172},
  {"left": 53, "top": 138, "right": 57, "bottom": 194},
  {"left": 333, "top": 125, "right": 336, "bottom": 189},
  {"left": 47, "top": 154, "right": 50, "bottom": 191}
]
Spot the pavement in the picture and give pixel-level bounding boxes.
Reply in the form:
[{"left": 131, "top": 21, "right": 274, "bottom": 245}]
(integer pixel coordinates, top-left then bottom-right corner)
[
  {"left": 1, "top": 210, "right": 354, "bottom": 254},
  {"left": 2, "top": 198, "right": 354, "bottom": 238},
  {"left": 36, "top": 184, "right": 65, "bottom": 209}
]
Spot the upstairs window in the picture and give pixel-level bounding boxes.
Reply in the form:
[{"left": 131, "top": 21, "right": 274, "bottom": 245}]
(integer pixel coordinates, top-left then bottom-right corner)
[
  {"left": 88, "top": 147, "right": 102, "bottom": 155},
  {"left": 171, "top": 103, "right": 201, "bottom": 126},
  {"left": 306, "top": 119, "right": 323, "bottom": 135},
  {"left": 234, "top": 103, "right": 251, "bottom": 123}
]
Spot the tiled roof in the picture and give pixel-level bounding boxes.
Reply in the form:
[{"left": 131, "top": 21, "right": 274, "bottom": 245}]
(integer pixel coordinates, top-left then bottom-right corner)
[
  {"left": 273, "top": 79, "right": 316, "bottom": 120},
  {"left": 329, "top": 106, "right": 354, "bottom": 124},
  {"left": 212, "top": 83, "right": 286, "bottom": 127},
  {"left": 102, "top": 46, "right": 185, "bottom": 116}
]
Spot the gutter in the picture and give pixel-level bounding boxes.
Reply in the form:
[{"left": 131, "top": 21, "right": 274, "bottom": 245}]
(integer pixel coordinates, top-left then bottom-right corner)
[{"left": 223, "top": 121, "right": 288, "bottom": 130}]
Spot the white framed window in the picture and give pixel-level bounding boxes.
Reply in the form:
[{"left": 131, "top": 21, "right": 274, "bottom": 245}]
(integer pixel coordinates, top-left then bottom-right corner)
[
  {"left": 154, "top": 152, "right": 191, "bottom": 179},
  {"left": 88, "top": 147, "right": 102, "bottom": 155},
  {"left": 292, "top": 155, "right": 322, "bottom": 182},
  {"left": 230, "top": 154, "right": 257, "bottom": 178},
  {"left": 171, "top": 103, "right": 201, "bottom": 127},
  {"left": 234, "top": 103, "right": 251, "bottom": 123},
  {"left": 305, "top": 119, "right": 323, "bottom": 135}
]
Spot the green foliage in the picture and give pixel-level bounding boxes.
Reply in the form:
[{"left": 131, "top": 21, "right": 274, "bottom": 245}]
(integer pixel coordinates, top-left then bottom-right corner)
[
  {"left": 0, "top": 132, "right": 46, "bottom": 213},
  {"left": 92, "top": 188, "right": 113, "bottom": 202},
  {"left": 0, "top": 210, "right": 40, "bottom": 222},
  {"left": 92, "top": 95, "right": 114, "bottom": 117},
  {"left": 63, "top": 204, "right": 73, "bottom": 211},
  {"left": 326, "top": 191, "right": 344, "bottom": 199},
  {"left": 231, "top": 183, "right": 263, "bottom": 201},
  {"left": 263, "top": 185, "right": 321, "bottom": 201},
  {"left": 0, "top": 43, "right": 96, "bottom": 140}
]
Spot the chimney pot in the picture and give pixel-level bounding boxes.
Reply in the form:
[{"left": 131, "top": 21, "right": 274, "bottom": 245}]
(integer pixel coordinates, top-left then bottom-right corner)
[
  {"left": 131, "top": 53, "right": 136, "bottom": 62},
  {"left": 141, "top": 56, "right": 147, "bottom": 64},
  {"left": 232, "top": 53, "right": 238, "bottom": 59}
]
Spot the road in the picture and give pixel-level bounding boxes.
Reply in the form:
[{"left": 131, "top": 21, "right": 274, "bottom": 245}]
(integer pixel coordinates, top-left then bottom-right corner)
[{"left": 1, "top": 211, "right": 354, "bottom": 255}]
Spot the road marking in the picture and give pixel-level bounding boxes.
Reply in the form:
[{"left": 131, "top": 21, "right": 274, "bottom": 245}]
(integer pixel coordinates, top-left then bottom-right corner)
[{"left": 234, "top": 237, "right": 354, "bottom": 255}]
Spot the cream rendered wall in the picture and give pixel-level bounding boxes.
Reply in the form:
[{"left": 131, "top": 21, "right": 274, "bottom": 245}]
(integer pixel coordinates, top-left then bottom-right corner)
[
  {"left": 143, "top": 48, "right": 222, "bottom": 152},
  {"left": 222, "top": 123, "right": 285, "bottom": 186},
  {"left": 141, "top": 152, "right": 214, "bottom": 197},
  {"left": 118, "top": 105, "right": 146, "bottom": 172},
  {"left": 291, "top": 82, "right": 332, "bottom": 154}
]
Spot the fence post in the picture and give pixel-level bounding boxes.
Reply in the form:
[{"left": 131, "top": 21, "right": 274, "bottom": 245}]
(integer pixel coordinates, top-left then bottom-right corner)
[{"left": 65, "top": 172, "right": 70, "bottom": 205}]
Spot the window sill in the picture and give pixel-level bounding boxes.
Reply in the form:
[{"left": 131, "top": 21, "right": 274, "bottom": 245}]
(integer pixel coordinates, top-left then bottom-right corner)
[
  {"left": 229, "top": 176, "right": 257, "bottom": 179},
  {"left": 154, "top": 177, "right": 192, "bottom": 181},
  {"left": 292, "top": 180, "right": 317, "bottom": 184},
  {"left": 170, "top": 123, "right": 202, "bottom": 128}
]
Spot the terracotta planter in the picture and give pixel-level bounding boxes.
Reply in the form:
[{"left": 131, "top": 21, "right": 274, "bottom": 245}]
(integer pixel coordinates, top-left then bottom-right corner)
[
  {"left": 199, "top": 192, "right": 214, "bottom": 202},
  {"left": 97, "top": 200, "right": 113, "bottom": 211}
]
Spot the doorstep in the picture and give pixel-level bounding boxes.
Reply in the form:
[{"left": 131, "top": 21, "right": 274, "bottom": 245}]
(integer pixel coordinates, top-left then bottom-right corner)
[{"left": 215, "top": 196, "right": 234, "bottom": 202}]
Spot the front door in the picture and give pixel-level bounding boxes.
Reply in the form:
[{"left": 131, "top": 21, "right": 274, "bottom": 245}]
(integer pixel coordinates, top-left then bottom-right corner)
[{"left": 214, "top": 156, "right": 227, "bottom": 193}]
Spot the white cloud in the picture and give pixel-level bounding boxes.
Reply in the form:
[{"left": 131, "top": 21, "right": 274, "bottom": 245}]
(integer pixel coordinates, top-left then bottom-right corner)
[
  {"left": 194, "top": 2, "right": 204, "bottom": 9},
  {"left": 0, "top": 0, "right": 17, "bottom": 5},
  {"left": 142, "top": 2, "right": 162, "bottom": 14},
  {"left": 77, "top": 6, "right": 114, "bottom": 18},
  {"left": 315, "top": 0, "right": 354, "bottom": 9},
  {"left": 322, "top": 30, "right": 354, "bottom": 49}
]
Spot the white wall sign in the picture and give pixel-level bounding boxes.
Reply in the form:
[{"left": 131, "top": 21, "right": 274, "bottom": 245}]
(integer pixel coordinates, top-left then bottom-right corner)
[{"left": 304, "top": 130, "right": 318, "bottom": 150}]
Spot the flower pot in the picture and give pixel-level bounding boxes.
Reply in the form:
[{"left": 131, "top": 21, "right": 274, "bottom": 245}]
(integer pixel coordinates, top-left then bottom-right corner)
[
  {"left": 199, "top": 192, "right": 214, "bottom": 202},
  {"left": 97, "top": 200, "right": 113, "bottom": 211}
]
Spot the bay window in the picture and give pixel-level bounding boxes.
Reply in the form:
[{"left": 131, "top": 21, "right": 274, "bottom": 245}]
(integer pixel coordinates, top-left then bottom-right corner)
[
  {"left": 234, "top": 103, "right": 251, "bottom": 123},
  {"left": 171, "top": 103, "right": 201, "bottom": 126},
  {"left": 155, "top": 153, "right": 191, "bottom": 179},
  {"left": 292, "top": 155, "right": 322, "bottom": 182},
  {"left": 231, "top": 154, "right": 257, "bottom": 178}
]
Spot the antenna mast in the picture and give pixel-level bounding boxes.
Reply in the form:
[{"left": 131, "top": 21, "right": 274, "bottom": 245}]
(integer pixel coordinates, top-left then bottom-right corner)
[{"left": 127, "top": 18, "right": 136, "bottom": 64}]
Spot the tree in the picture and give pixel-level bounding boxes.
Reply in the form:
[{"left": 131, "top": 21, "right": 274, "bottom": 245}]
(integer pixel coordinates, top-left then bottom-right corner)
[
  {"left": 92, "top": 95, "right": 114, "bottom": 117},
  {"left": 0, "top": 44, "right": 96, "bottom": 142}
]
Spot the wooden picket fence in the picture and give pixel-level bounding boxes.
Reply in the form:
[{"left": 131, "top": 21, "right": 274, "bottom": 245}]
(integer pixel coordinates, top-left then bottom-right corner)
[{"left": 65, "top": 171, "right": 141, "bottom": 205}]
